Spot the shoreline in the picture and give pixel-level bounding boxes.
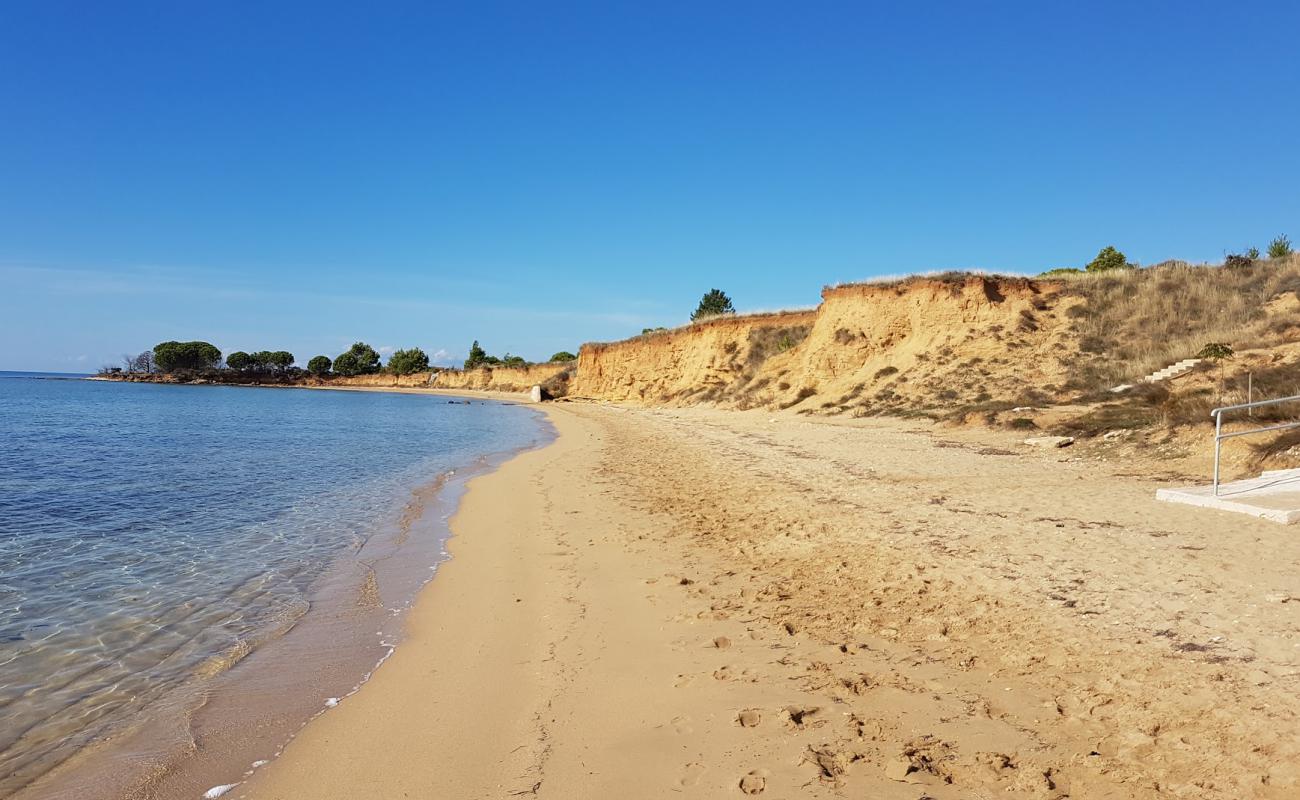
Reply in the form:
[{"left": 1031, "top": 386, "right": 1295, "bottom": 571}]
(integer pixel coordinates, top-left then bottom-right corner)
[
  {"left": 8, "top": 385, "right": 551, "bottom": 800},
  {"left": 238, "top": 402, "right": 582, "bottom": 799},
  {"left": 239, "top": 402, "right": 1300, "bottom": 799}
]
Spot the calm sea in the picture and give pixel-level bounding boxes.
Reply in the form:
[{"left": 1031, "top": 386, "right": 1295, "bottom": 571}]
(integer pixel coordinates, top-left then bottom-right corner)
[{"left": 0, "top": 373, "right": 549, "bottom": 798}]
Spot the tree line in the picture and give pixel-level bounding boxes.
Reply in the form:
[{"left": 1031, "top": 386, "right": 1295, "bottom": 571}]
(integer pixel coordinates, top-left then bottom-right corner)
[
  {"left": 463, "top": 340, "right": 575, "bottom": 369},
  {"left": 110, "top": 340, "right": 435, "bottom": 378}
]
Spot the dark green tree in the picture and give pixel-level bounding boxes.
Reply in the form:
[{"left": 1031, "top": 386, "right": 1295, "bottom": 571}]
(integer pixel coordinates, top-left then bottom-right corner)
[
  {"left": 1085, "top": 246, "right": 1133, "bottom": 273},
  {"left": 388, "top": 347, "right": 430, "bottom": 375},
  {"left": 464, "top": 340, "right": 489, "bottom": 369},
  {"left": 691, "top": 289, "right": 736, "bottom": 321},
  {"left": 153, "top": 341, "right": 222, "bottom": 372},
  {"left": 549, "top": 351, "right": 577, "bottom": 362},
  {"left": 332, "top": 351, "right": 361, "bottom": 376},
  {"left": 226, "top": 351, "right": 253, "bottom": 371},
  {"left": 501, "top": 354, "right": 527, "bottom": 367},
  {"left": 307, "top": 355, "right": 332, "bottom": 376},
  {"left": 333, "top": 342, "right": 380, "bottom": 376},
  {"left": 268, "top": 351, "right": 294, "bottom": 372},
  {"left": 249, "top": 351, "right": 273, "bottom": 370}
]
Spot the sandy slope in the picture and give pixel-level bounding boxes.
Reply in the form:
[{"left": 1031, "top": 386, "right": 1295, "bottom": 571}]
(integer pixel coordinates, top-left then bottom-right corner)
[{"left": 243, "top": 403, "right": 1300, "bottom": 800}]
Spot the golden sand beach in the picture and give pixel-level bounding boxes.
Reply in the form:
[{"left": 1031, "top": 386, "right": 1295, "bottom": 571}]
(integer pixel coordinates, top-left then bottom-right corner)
[{"left": 240, "top": 398, "right": 1300, "bottom": 800}]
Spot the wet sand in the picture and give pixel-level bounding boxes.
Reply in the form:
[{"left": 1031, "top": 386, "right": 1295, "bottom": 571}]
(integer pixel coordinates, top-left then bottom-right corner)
[{"left": 242, "top": 402, "right": 1300, "bottom": 799}]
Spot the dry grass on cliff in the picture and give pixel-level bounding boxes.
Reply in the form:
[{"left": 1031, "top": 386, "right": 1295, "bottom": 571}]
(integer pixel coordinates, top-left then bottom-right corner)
[{"left": 1058, "top": 255, "right": 1300, "bottom": 388}]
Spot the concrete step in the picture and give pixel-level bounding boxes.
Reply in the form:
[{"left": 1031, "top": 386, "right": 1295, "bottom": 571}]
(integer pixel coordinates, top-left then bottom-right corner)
[
  {"left": 1142, "top": 358, "right": 1201, "bottom": 383},
  {"left": 1112, "top": 357, "right": 1203, "bottom": 393}
]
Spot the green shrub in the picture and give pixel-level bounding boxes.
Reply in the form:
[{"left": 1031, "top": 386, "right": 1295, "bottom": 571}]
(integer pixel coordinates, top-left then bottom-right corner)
[
  {"left": 1085, "top": 246, "right": 1133, "bottom": 273},
  {"left": 1196, "top": 342, "right": 1234, "bottom": 360},
  {"left": 307, "top": 355, "right": 332, "bottom": 376},
  {"left": 1040, "top": 267, "right": 1083, "bottom": 276},
  {"left": 549, "top": 351, "right": 577, "bottom": 362},
  {"left": 334, "top": 342, "right": 380, "bottom": 376},
  {"left": 1247, "top": 247, "right": 1261, "bottom": 259},
  {"left": 1008, "top": 417, "right": 1037, "bottom": 430},
  {"left": 388, "top": 347, "right": 430, "bottom": 375},
  {"left": 691, "top": 289, "right": 735, "bottom": 321},
  {"left": 1269, "top": 235, "right": 1293, "bottom": 259}
]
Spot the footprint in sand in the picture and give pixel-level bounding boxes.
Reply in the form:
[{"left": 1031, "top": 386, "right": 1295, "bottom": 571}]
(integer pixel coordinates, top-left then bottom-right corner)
[
  {"left": 680, "top": 762, "right": 707, "bottom": 786},
  {"left": 671, "top": 715, "right": 694, "bottom": 734},
  {"left": 739, "top": 768, "right": 769, "bottom": 794}
]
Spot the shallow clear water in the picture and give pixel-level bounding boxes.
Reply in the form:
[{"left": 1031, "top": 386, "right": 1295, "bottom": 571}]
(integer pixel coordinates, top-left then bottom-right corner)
[{"left": 0, "top": 375, "right": 546, "bottom": 797}]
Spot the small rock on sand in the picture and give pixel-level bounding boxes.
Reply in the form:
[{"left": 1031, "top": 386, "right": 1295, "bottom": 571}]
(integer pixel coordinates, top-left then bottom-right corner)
[
  {"left": 1024, "top": 436, "right": 1074, "bottom": 449},
  {"left": 738, "top": 709, "right": 761, "bottom": 727},
  {"left": 714, "top": 635, "right": 732, "bottom": 649},
  {"left": 885, "top": 757, "right": 915, "bottom": 782}
]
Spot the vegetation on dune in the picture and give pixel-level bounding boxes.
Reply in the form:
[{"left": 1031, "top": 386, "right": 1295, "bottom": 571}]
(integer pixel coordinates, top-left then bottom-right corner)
[
  {"left": 332, "top": 342, "right": 381, "bottom": 376},
  {"left": 463, "top": 340, "right": 532, "bottom": 370},
  {"left": 1269, "top": 234, "right": 1293, "bottom": 259},
  {"left": 464, "top": 340, "right": 493, "bottom": 369},
  {"left": 549, "top": 351, "right": 577, "bottom": 362},
  {"left": 1085, "top": 246, "right": 1134, "bottom": 273},
  {"left": 1060, "top": 253, "right": 1300, "bottom": 389},
  {"left": 691, "top": 288, "right": 735, "bottom": 321},
  {"left": 388, "top": 347, "right": 430, "bottom": 375}
]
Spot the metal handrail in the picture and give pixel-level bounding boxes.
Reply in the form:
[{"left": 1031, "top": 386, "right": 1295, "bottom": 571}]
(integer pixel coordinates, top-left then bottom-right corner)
[{"left": 1211, "top": 394, "right": 1300, "bottom": 496}]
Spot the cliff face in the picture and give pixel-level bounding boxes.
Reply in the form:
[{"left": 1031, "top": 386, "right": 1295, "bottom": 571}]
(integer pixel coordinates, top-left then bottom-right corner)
[
  {"left": 325, "top": 363, "right": 570, "bottom": 393},
  {"left": 574, "top": 276, "right": 1082, "bottom": 414},
  {"left": 428, "top": 363, "right": 571, "bottom": 393},
  {"left": 574, "top": 311, "right": 817, "bottom": 407}
]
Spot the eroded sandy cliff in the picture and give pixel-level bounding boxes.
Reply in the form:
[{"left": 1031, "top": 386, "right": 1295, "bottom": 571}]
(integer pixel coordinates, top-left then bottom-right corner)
[{"left": 575, "top": 276, "right": 1083, "bottom": 414}]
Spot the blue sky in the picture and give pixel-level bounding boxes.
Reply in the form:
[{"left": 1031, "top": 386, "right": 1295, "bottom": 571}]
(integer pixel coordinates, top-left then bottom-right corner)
[{"left": 3, "top": 2, "right": 1298, "bottom": 372}]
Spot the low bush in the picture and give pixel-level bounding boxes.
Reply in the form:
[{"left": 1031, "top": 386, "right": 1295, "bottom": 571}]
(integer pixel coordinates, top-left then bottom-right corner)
[{"left": 1268, "top": 235, "right": 1293, "bottom": 259}]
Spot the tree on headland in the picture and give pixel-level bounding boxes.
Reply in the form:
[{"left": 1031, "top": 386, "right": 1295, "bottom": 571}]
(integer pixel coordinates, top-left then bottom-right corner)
[
  {"left": 1085, "top": 246, "right": 1133, "bottom": 273},
  {"left": 123, "top": 350, "right": 155, "bottom": 373},
  {"left": 501, "top": 353, "right": 526, "bottom": 367},
  {"left": 268, "top": 351, "right": 295, "bottom": 372},
  {"left": 226, "top": 351, "right": 253, "bottom": 371},
  {"left": 549, "top": 351, "right": 577, "bottom": 362},
  {"left": 153, "top": 341, "right": 222, "bottom": 372},
  {"left": 464, "top": 340, "right": 489, "bottom": 369},
  {"left": 691, "top": 289, "right": 736, "bottom": 321},
  {"left": 388, "top": 347, "right": 430, "bottom": 375},
  {"left": 307, "top": 355, "right": 332, "bottom": 376},
  {"left": 333, "top": 342, "right": 381, "bottom": 376}
]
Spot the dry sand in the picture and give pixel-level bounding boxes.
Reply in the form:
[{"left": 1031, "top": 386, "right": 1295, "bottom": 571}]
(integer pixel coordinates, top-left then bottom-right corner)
[{"left": 241, "top": 402, "right": 1300, "bottom": 800}]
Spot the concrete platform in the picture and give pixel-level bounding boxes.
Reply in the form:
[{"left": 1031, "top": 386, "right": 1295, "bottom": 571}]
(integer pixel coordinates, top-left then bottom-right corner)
[{"left": 1156, "top": 468, "right": 1300, "bottom": 524}]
